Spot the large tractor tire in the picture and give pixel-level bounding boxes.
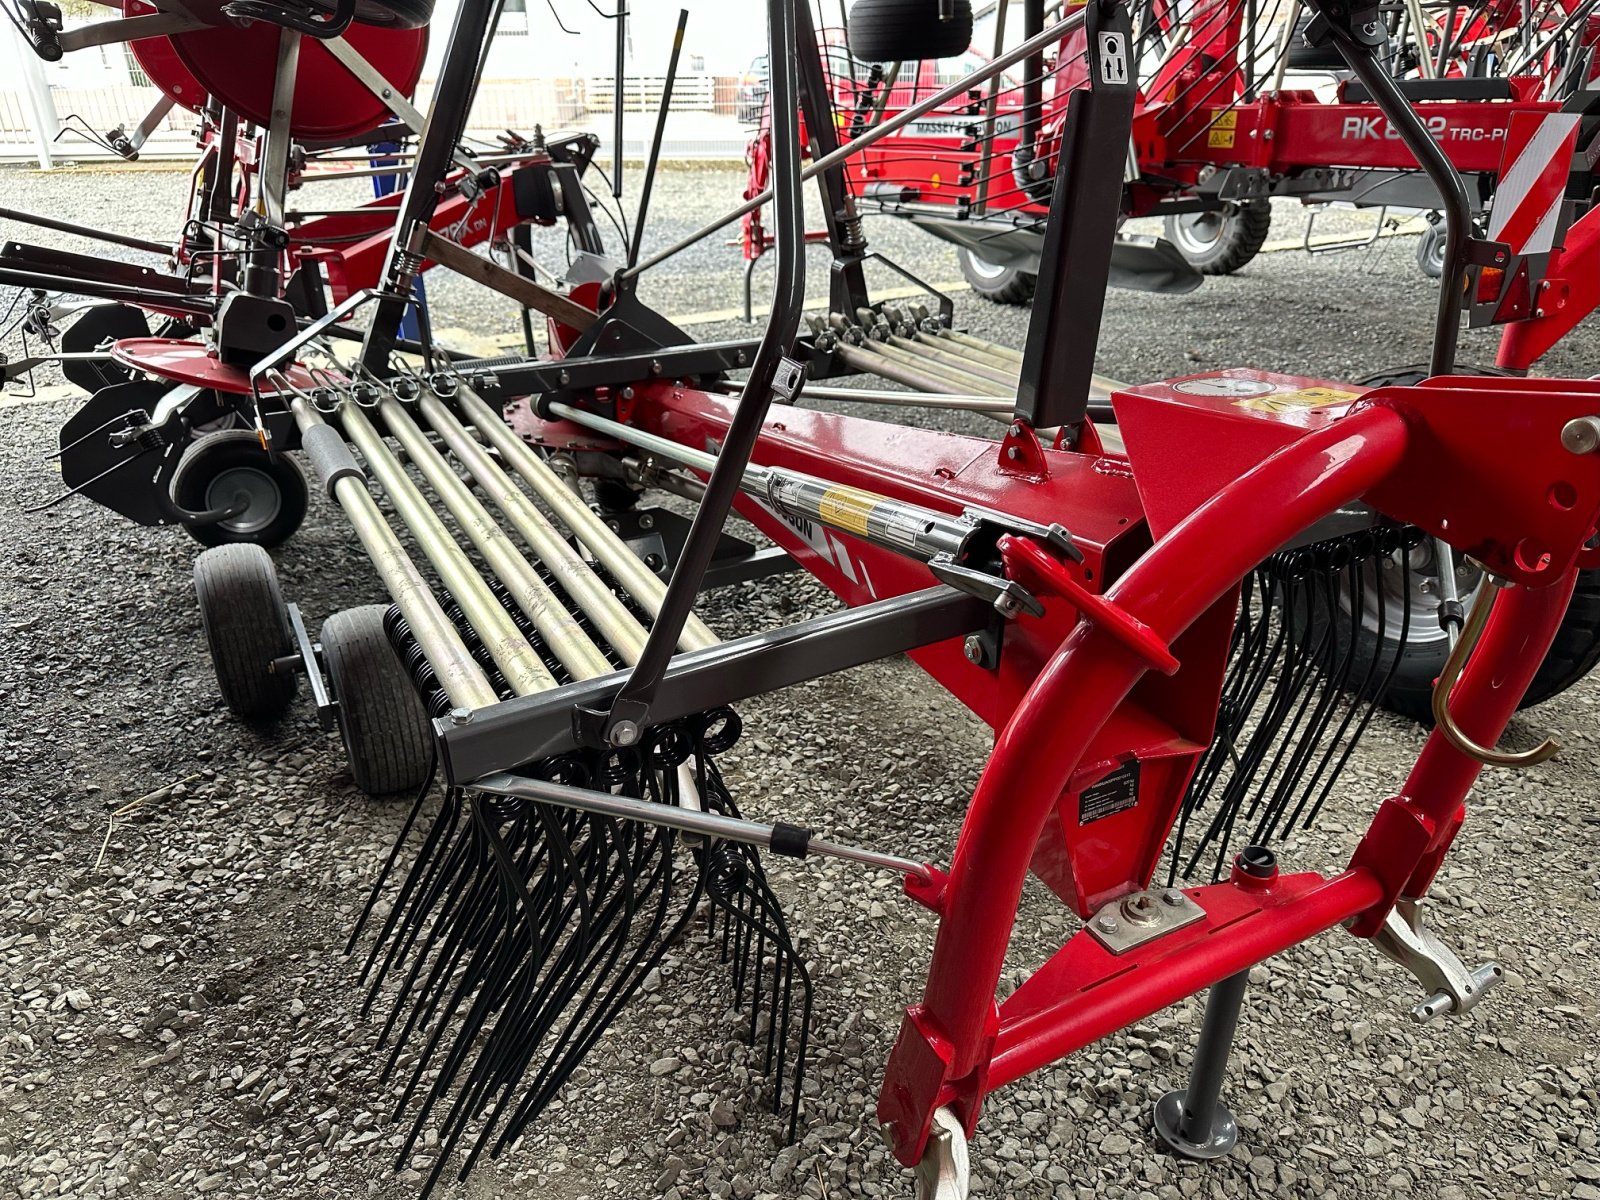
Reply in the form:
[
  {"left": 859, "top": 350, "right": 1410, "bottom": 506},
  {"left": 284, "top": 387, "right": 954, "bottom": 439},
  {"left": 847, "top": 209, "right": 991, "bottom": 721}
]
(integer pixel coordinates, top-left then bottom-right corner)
[
  {"left": 847, "top": 0, "right": 974, "bottom": 61},
  {"left": 958, "top": 248, "right": 1037, "bottom": 305},
  {"left": 1164, "top": 200, "right": 1274, "bottom": 275}
]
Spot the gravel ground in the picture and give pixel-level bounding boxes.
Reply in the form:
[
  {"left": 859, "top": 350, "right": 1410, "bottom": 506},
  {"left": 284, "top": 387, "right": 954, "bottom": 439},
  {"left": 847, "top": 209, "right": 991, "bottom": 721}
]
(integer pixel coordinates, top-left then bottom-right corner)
[{"left": 1, "top": 164, "right": 1599, "bottom": 1200}]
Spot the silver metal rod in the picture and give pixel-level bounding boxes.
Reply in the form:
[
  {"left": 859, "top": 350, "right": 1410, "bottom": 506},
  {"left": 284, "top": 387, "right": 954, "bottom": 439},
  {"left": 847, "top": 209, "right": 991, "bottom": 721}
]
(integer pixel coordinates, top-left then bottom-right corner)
[
  {"left": 943, "top": 329, "right": 1024, "bottom": 362},
  {"left": 290, "top": 399, "right": 499, "bottom": 711},
  {"left": 261, "top": 29, "right": 302, "bottom": 228},
  {"left": 886, "top": 334, "right": 1021, "bottom": 387},
  {"left": 927, "top": 332, "right": 1027, "bottom": 373},
  {"left": 472, "top": 771, "right": 934, "bottom": 883},
  {"left": 621, "top": 8, "right": 1087, "bottom": 281},
  {"left": 545, "top": 401, "right": 974, "bottom": 563},
  {"left": 455, "top": 384, "right": 719, "bottom": 653},
  {"left": 340, "top": 403, "right": 559, "bottom": 695},
  {"left": 417, "top": 391, "right": 653, "bottom": 665},
  {"left": 789, "top": 383, "right": 1015, "bottom": 413},
  {"left": 834, "top": 343, "right": 984, "bottom": 396},
  {"left": 379, "top": 399, "right": 616, "bottom": 681},
  {"left": 853, "top": 340, "right": 1015, "bottom": 397}
]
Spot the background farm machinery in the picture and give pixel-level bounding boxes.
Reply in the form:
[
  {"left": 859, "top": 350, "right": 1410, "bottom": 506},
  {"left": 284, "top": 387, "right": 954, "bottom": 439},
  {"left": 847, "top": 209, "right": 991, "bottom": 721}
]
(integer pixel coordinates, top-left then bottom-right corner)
[
  {"left": 6, "top": 0, "right": 1600, "bottom": 1197},
  {"left": 738, "top": 0, "right": 1600, "bottom": 375}
]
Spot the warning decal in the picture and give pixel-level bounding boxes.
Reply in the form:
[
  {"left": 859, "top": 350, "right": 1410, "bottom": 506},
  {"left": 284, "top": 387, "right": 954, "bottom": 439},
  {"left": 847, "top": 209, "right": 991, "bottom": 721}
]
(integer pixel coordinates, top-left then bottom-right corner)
[
  {"left": 1208, "top": 110, "right": 1237, "bottom": 149},
  {"left": 816, "top": 487, "right": 875, "bottom": 537},
  {"left": 1235, "top": 386, "right": 1359, "bottom": 414}
]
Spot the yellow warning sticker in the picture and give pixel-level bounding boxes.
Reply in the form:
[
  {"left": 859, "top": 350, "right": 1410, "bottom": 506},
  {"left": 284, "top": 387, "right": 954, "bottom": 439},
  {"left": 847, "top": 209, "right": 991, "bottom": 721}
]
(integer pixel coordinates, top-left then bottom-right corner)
[
  {"left": 1208, "top": 111, "right": 1238, "bottom": 149},
  {"left": 817, "top": 487, "right": 875, "bottom": 537},
  {"left": 1235, "top": 387, "right": 1360, "bottom": 414}
]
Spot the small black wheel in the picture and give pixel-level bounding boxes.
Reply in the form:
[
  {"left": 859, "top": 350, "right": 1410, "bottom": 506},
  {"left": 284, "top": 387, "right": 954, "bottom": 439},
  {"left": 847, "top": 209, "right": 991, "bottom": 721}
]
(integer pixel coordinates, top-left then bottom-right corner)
[
  {"left": 1416, "top": 219, "right": 1446, "bottom": 279},
  {"left": 172, "top": 430, "right": 309, "bottom": 550},
  {"left": 194, "top": 544, "right": 298, "bottom": 721},
  {"left": 958, "top": 248, "right": 1036, "bottom": 305},
  {"left": 321, "top": 605, "right": 433, "bottom": 796},
  {"left": 1164, "top": 201, "right": 1273, "bottom": 275},
  {"left": 847, "top": 0, "right": 974, "bottom": 61}
]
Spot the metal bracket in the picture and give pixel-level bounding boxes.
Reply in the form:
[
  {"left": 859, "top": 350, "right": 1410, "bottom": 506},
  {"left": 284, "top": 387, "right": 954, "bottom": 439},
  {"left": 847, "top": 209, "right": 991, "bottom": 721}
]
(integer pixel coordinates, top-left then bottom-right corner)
[
  {"left": 1087, "top": 886, "right": 1208, "bottom": 955},
  {"left": 927, "top": 554, "right": 1043, "bottom": 619},
  {"left": 1372, "top": 898, "right": 1504, "bottom": 1022},
  {"left": 281, "top": 601, "right": 336, "bottom": 729}
]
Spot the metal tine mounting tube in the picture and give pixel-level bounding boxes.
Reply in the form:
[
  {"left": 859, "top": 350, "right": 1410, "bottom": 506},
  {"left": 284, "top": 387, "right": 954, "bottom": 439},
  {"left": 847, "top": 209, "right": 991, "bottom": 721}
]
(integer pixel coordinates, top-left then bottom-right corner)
[
  {"left": 375, "top": 398, "right": 616, "bottom": 683},
  {"left": 454, "top": 383, "right": 717, "bottom": 653},
  {"left": 339, "top": 403, "right": 559, "bottom": 696},
  {"left": 415, "top": 390, "right": 653, "bottom": 665},
  {"left": 289, "top": 398, "right": 499, "bottom": 712}
]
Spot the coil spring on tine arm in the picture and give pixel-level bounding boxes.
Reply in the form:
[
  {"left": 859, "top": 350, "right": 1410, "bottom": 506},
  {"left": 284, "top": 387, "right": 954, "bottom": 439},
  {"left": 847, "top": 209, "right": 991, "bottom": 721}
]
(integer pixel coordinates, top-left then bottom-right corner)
[{"left": 383, "top": 606, "right": 450, "bottom": 718}]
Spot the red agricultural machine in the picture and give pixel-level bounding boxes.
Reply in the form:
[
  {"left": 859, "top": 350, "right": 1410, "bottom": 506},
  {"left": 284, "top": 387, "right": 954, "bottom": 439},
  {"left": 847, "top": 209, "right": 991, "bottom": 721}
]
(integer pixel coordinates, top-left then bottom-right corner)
[
  {"left": 12, "top": 0, "right": 1600, "bottom": 1197},
  {"left": 4, "top": 0, "right": 608, "bottom": 545},
  {"left": 739, "top": 0, "right": 1600, "bottom": 373}
]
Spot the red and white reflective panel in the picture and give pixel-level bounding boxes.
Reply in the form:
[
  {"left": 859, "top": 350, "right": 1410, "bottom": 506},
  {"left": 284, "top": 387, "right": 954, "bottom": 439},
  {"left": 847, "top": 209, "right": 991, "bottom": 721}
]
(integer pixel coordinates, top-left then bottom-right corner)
[{"left": 1489, "top": 111, "right": 1582, "bottom": 256}]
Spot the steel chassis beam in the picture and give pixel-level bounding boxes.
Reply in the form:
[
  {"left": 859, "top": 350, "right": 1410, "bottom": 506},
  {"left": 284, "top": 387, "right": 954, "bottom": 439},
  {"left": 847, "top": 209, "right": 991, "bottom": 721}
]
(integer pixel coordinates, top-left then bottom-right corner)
[{"left": 435, "top": 587, "right": 990, "bottom": 785}]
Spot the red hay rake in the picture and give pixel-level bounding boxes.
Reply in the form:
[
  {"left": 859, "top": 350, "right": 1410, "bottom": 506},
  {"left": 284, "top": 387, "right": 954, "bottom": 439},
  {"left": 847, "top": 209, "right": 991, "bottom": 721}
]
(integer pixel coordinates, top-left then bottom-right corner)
[{"left": 13, "top": 0, "right": 1600, "bottom": 1196}]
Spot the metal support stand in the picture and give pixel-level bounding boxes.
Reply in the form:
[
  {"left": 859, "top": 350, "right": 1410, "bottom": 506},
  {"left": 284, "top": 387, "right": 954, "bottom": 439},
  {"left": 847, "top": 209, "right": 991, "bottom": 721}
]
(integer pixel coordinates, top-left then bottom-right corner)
[{"left": 1152, "top": 969, "right": 1248, "bottom": 1160}]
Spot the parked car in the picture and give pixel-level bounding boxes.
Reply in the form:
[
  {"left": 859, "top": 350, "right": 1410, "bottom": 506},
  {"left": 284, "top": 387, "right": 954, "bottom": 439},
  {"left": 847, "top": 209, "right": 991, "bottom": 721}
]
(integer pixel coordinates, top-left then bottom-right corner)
[{"left": 736, "top": 54, "right": 768, "bottom": 123}]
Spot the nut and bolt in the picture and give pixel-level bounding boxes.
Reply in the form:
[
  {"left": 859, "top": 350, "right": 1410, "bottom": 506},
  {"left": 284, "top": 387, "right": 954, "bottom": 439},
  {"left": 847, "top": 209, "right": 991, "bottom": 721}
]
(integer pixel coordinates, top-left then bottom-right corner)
[
  {"left": 448, "top": 707, "right": 472, "bottom": 726},
  {"left": 1161, "top": 888, "right": 1187, "bottom": 907},
  {"left": 1006, "top": 446, "right": 1021, "bottom": 461},
  {"left": 610, "top": 720, "right": 641, "bottom": 747},
  {"left": 1120, "top": 893, "right": 1161, "bottom": 925},
  {"left": 1096, "top": 914, "right": 1120, "bottom": 934},
  {"left": 963, "top": 634, "right": 985, "bottom": 665}
]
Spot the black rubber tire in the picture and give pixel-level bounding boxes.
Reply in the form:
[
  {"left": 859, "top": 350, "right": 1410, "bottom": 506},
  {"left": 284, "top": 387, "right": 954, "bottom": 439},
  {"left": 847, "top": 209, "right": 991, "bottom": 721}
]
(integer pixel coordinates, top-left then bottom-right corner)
[
  {"left": 1416, "top": 220, "right": 1446, "bottom": 279},
  {"left": 321, "top": 605, "right": 433, "bottom": 796},
  {"left": 847, "top": 0, "right": 974, "bottom": 61},
  {"left": 1164, "top": 200, "right": 1273, "bottom": 275},
  {"left": 958, "top": 248, "right": 1037, "bottom": 305},
  {"left": 172, "top": 430, "right": 310, "bottom": 550},
  {"left": 193, "top": 544, "right": 298, "bottom": 722},
  {"left": 1347, "top": 568, "right": 1600, "bottom": 722}
]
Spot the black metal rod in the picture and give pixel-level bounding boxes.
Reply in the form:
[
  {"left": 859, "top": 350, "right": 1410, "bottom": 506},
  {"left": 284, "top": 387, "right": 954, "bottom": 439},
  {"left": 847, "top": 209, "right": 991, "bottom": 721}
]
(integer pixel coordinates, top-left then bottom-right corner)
[
  {"left": 0, "top": 206, "right": 168, "bottom": 256},
  {"left": 614, "top": 0, "right": 627, "bottom": 199},
  {"left": 1175, "top": 969, "right": 1249, "bottom": 1142},
  {"left": 359, "top": 0, "right": 497, "bottom": 371},
  {"left": 627, "top": 9, "right": 689, "bottom": 270},
  {"left": 598, "top": 0, "right": 808, "bottom": 743},
  {"left": 0, "top": 266, "right": 211, "bottom": 313},
  {"left": 1321, "top": 9, "right": 1471, "bottom": 376}
]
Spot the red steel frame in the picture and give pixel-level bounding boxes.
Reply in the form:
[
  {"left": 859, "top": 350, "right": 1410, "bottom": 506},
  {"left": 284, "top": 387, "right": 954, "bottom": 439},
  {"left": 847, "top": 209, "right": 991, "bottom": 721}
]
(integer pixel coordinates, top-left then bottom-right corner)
[{"left": 584, "top": 365, "right": 1600, "bottom": 1167}]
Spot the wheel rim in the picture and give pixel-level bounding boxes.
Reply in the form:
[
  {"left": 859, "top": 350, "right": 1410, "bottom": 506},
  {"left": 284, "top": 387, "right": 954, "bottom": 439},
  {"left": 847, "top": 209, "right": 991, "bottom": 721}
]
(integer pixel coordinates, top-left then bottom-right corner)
[
  {"left": 1422, "top": 230, "right": 1446, "bottom": 272},
  {"left": 205, "top": 466, "right": 282, "bottom": 536},
  {"left": 1169, "top": 208, "right": 1234, "bottom": 255},
  {"left": 963, "top": 252, "right": 1012, "bottom": 282},
  {"left": 1357, "top": 539, "right": 1484, "bottom": 646}
]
